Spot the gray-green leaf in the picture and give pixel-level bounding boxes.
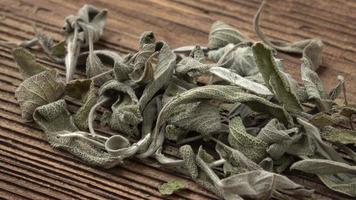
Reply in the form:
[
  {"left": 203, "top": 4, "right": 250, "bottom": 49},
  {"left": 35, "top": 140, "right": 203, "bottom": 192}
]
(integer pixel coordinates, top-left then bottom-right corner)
[
  {"left": 65, "top": 79, "right": 98, "bottom": 130},
  {"left": 252, "top": 42, "right": 303, "bottom": 112},
  {"left": 158, "top": 179, "right": 186, "bottom": 195},
  {"left": 228, "top": 117, "right": 268, "bottom": 162},
  {"left": 12, "top": 47, "right": 47, "bottom": 79},
  {"left": 15, "top": 69, "right": 65, "bottom": 121},
  {"left": 208, "top": 21, "right": 250, "bottom": 49},
  {"left": 209, "top": 66, "right": 272, "bottom": 96}
]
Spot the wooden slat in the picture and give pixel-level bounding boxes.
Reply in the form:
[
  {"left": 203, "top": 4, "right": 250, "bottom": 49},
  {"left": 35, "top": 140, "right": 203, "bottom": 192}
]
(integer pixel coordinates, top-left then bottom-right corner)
[{"left": 0, "top": 0, "right": 355, "bottom": 199}]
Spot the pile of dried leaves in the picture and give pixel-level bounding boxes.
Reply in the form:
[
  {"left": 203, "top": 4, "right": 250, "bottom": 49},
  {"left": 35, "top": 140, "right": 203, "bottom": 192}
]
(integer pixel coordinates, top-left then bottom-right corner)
[{"left": 6, "top": 1, "right": 356, "bottom": 199}]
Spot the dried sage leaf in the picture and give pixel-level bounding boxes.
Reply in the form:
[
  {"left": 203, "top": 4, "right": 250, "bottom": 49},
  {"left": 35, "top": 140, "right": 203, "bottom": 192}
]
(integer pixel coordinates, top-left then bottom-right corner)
[
  {"left": 138, "top": 41, "right": 176, "bottom": 110},
  {"left": 64, "top": 4, "right": 108, "bottom": 82},
  {"left": 302, "top": 39, "right": 323, "bottom": 71},
  {"left": 297, "top": 118, "right": 345, "bottom": 162},
  {"left": 176, "top": 46, "right": 212, "bottom": 79},
  {"left": 329, "top": 75, "right": 345, "bottom": 100},
  {"left": 85, "top": 29, "right": 112, "bottom": 85},
  {"left": 340, "top": 105, "right": 356, "bottom": 118},
  {"left": 228, "top": 117, "right": 268, "bottom": 162},
  {"left": 209, "top": 66, "right": 272, "bottom": 96},
  {"left": 169, "top": 102, "right": 222, "bottom": 138},
  {"left": 165, "top": 124, "right": 188, "bottom": 142},
  {"left": 301, "top": 57, "right": 331, "bottom": 111},
  {"left": 158, "top": 179, "right": 186, "bottom": 195},
  {"left": 291, "top": 159, "right": 356, "bottom": 175},
  {"left": 129, "top": 36, "right": 156, "bottom": 83},
  {"left": 12, "top": 47, "right": 47, "bottom": 79},
  {"left": 318, "top": 173, "right": 356, "bottom": 197},
  {"left": 291, "top": 158, "right": 356, "bottom": 197},
  {"left": 99, "top": 80, "right": 142, "bottom": 136},
  {"left": 33, "top": 100, "right": 77, "bottom": 132},
  {"left": 321, "top": 127, "right": 356, "bottom": 146},
  {"left": 33, "top": 100, "right": 121, "bottom": 168},
  {"left": 63, "top": 4, "right": 108, "bottom": 47},
  {"left": 179, "top": 145, "right": 199, "bottom": 179},
  {"left": 220, "top": 170, "right": 313, "bottom": 200},
  {"left": 208, "top": 44, "right": 259, "bottom": 77},
  {"left": 202, "top": 141, "right": 312, "bottom": 200},
  {"left": 36, "top": 31, "right": 66, "bottom": 62},
  {"left": 15, "top": 69, "right": 65, "bottom": 120},
  {"left": 252, "top": 42, "right": 303, "bottom": 112},
  {"left": 139, "top": 31, "right": 156, "bottom": 49},
  {"left": 208, "top": 21, "right": 250, "bottom": 49},
  {"left": 65, "top": 25, "right": 82, "bottom": 82},
  {"left": 65, "top": 79, "right": 97, "bottom": 130},
  {"left": 301, "top": 58, "right": 327, "bottom": 100},
  {"left": 257, "top": 118, "right": 301, "bottom": 160}
]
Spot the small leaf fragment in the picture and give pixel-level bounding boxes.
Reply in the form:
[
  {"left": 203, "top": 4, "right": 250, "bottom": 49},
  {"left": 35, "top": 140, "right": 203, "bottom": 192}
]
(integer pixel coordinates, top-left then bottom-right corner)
[{"left": 158, "top": 179, "right": 186, "bottom": 195}]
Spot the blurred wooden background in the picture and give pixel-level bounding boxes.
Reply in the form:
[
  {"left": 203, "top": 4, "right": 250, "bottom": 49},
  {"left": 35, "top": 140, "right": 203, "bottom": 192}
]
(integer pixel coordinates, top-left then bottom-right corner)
[{"left": 0, "top": 0, "right": 355, "bottom": 199}]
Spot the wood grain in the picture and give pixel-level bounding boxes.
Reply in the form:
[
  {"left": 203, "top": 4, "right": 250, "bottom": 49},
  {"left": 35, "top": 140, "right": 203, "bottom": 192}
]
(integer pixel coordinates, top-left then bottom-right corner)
[{"left": 0, "top": 0, "right": 355, "bottom": 199}]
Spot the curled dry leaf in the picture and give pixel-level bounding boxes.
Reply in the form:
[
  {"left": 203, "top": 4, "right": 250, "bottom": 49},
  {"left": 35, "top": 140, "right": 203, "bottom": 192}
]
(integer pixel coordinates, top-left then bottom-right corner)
[
  {"left": 15, "top": 69, "right": 65, "bottom": 121},
  {"left": 228, "top": 117, "right": 268, "bottom": 162},
  {"left": 176, "top": 48, "right": 212, "bottom": 79},
  {"left": 302, "top": 39, "right": 323, "bottom": 71},
  {"left": 329, "top": 75, "right": 345, "bottom": 100},
  {"left": 252, "top": 42, "right": 303, "bottom": 112},
  {"left": 301, "top": 58, "right": 331, "bottom": 111},
  {"left": 138, "top": 41, "right": 177, "bottom": 110},
  {"left": 257, "top": 119, "right": 304, "bottom": 159},
  {"left": 63, "top": 4, "right": 108, "bottom": 46},
  {"left": 64, "top": 4, "right": 108, "bottom": 82},
  {"left": 65, "top": 79, "right": 98, "bottom": 130},
  {"left": 297, "top": 118, "right": 345, "bottom": 162},
  {"left": 36, "top": 31, "right": 66, "bottom": 62},
  {"left": 129, "top": 39, "right": 156, "bottom": 83},
  {"left": 208, "top": 21, "right": 250, "bottom": 49},
  {"left": 139, "top": 31, "right": 156, "bottom": 49},
  {"left": 99, "top": 80, "right": 142, "bottom": 136},
  {"left": 208, "top": 44, "right": 259, "bottom": 77},
  {"left": 33, "top": 100, "right": 122, "bottom": 168}
]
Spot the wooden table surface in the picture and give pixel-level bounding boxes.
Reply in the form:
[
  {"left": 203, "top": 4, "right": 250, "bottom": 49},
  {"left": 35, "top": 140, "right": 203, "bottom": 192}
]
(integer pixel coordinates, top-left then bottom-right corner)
[{"left": 0, "top": 0, "right": 355, "bottom": 199}]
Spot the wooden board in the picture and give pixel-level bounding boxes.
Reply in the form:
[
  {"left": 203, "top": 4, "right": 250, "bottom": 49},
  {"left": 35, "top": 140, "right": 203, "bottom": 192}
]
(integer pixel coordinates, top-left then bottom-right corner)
[{"left": 0, "top": 0, "right": 355, "bottom": 199}]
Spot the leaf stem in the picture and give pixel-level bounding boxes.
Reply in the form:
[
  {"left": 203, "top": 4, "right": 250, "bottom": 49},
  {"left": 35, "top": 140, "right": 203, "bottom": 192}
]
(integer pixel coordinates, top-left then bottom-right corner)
[
  {"left": 208, "top": 159, "right": 226, "bottom": 168},
  {"left": 90, "top": 69, "right": 114, "bottom": 80},
  {"left": 56, "top": 131, "right": 106, "bottom": 149}
]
